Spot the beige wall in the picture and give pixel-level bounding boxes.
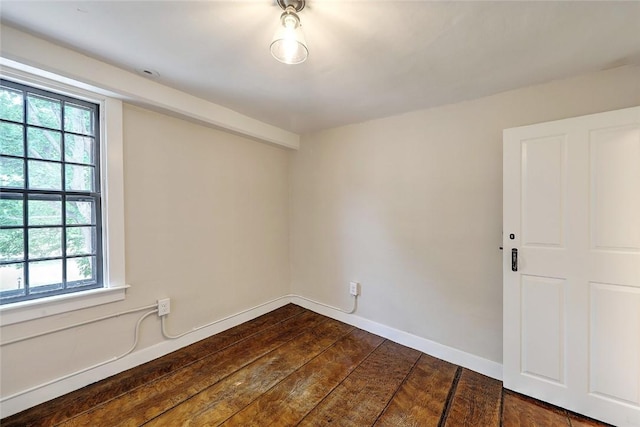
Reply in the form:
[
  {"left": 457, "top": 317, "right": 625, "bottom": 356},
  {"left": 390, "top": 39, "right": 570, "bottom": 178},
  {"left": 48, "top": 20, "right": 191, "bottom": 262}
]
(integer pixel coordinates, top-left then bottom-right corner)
[
  {"left": 1, "top": 62, "right": 638, "bottom": 402},
  {"left": 290, "top": 65, "right": 640, "bottom": 363},
  {"left": 0, "top": 104, "right": 291, "bottom": 396}
]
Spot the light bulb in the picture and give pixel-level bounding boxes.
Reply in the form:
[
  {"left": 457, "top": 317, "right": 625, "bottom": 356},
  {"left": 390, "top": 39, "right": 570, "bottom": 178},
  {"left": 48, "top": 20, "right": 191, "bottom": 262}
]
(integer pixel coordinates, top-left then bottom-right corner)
[
  {"left": 281, "top": 19, "right": 300, "bottom": 63},
  {"left": 270, "top": 6, "right": 308, "bottom": 64}
]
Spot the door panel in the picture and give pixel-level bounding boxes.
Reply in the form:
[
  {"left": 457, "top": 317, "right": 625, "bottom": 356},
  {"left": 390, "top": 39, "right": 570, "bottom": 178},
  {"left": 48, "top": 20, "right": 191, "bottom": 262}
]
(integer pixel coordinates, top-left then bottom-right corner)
[
  {"left": 521, "top": 275, "right": 566, "bottom": 384},
  {"left": 522, "top": 135, "right": 566, "bottom": 247},
  {"left": 589, "top": 283, "right": 640, "bottom": 405},
  {"left": 504, "top": 106, "right": 640, "bottom": 427},
  {"left": 590, "top": 125, "right": 640, "bottom": 251}
]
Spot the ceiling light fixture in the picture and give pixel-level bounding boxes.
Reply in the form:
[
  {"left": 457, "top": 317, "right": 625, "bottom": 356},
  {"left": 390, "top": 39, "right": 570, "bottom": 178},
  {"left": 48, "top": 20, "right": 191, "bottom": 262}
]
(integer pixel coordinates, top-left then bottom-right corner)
[{"left": 270, "top": 0, "right": 308, "bottom": 65}]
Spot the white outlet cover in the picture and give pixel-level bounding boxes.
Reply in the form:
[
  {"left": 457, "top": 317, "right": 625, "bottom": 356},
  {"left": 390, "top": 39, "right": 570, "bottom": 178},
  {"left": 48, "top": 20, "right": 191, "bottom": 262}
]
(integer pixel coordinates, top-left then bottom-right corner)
[{"left": 349, "top": 282, "right": 360, "bottom": 296}]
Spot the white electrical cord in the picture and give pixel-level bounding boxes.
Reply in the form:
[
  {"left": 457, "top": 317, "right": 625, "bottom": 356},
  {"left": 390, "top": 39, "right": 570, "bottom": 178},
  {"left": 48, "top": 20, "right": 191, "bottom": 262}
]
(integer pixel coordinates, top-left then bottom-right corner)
[
  {"left": 0, "top": 309, "right": 157, "bottom": 402},
  {"left": 0, "top": 304, "right": 158, "bottom": 347},
  {"left": 160, "top": 315, "right": 188, "bottom": 339},
  {"left": 161, "top": 294, "right": 358, "bottom": 340},
  {"left": 160, "top": 295, "right": 292, "bottom": 339},
  {"left": 295, "top": 294, "right": 358, "bottom": 315},
  {"left": 1, "top": 294, "right": 357, "bottom": 346}
]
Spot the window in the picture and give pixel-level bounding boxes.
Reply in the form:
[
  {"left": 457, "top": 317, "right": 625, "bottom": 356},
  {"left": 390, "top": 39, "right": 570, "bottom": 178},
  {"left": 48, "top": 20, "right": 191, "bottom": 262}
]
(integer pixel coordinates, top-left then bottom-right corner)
[{"left": 0, "top": 79, "right": 103, "bottom": 304}]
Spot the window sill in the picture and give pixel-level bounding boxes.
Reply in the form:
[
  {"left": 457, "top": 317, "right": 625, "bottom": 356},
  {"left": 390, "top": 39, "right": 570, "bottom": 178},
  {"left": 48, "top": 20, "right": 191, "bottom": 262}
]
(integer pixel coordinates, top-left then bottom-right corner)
[{"left": 0, "top": 285, "right": 129, "bottom": 326}]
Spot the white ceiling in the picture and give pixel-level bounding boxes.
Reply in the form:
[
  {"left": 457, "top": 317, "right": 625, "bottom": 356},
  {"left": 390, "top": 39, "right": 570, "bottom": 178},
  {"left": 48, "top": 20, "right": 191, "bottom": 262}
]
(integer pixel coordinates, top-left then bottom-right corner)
[{"left": 1, "top": 1, "right": 639, "bottom": 134}]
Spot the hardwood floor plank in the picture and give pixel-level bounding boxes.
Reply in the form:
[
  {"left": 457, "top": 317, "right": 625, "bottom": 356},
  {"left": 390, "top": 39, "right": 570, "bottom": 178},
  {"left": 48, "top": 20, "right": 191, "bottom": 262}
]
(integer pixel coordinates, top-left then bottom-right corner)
[
  {"left": 58, "top": 310, "right": 327, "bottom": 427},
  {"left": 221, "top": 328, "right": 384, "bottom": 427},
  {"left": 298, "top": 339, "right": 421, "bottom": 427},
  {"left": 374, "top": 354, "right": 458, "bottom": 427},
  {"left": 1, "top": 303, "right": 305, "bottom": 427},
  {"left": 145, "top": 319, "right": 355, "bottom": 426},
  {"left": 444, "top": 369, "right": 501, "bottom": 427},
  {"left": 503, "top": 391, "right": 570, "bottom": 427}
]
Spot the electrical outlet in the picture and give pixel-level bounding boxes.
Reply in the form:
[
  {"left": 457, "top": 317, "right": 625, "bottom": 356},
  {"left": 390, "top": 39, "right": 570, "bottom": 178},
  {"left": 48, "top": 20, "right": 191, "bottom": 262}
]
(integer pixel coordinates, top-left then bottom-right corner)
[
  {"left": 349, "top": 281, "right": 360, "bottom": 296},
  {"left": 158, "top": 298, "right": 171, "bottom": 316}
]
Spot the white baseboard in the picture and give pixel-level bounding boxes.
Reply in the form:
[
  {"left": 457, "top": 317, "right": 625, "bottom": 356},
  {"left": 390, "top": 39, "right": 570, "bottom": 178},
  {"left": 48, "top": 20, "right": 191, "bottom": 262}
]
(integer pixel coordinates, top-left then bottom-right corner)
[
  {"left": 1, "top": 294, "right": 503, "bottom": 418},
  {"left": 290, "top": 296, "right": 503, "bottom": 381}
]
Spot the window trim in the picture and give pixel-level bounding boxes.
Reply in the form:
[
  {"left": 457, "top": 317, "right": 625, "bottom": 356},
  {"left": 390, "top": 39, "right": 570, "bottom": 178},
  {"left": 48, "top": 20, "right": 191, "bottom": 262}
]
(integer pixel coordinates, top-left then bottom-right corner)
[{"left": 0, "top": 65, "right": 126, "bottom": 326}]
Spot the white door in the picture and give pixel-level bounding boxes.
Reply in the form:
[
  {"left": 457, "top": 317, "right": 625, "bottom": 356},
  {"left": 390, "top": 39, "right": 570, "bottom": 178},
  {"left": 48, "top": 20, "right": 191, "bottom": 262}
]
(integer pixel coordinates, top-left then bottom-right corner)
[{"left": 503, "top": 106, "right": 640, "bottom": 427}]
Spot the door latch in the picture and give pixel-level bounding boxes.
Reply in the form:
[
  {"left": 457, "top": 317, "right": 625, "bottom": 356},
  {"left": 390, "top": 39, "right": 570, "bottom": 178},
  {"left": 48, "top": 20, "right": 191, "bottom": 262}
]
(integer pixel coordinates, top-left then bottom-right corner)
[{"left": 511, "top": 248, "right": 518, "bottom": 272}]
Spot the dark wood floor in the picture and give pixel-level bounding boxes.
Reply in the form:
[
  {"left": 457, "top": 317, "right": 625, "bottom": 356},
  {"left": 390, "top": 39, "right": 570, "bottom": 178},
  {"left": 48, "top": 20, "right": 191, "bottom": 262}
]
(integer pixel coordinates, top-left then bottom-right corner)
[{"left": 2, "top": 304, "right": 610, "bottom": 426}]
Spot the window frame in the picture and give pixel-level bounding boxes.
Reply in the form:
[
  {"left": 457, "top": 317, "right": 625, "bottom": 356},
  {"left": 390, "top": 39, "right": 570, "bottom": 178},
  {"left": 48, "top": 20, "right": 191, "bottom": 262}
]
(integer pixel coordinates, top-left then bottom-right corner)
[
  {"left": 1, "top": 79, "right": 104, "bottom": 303},
  {"left": 0, "top": 66, "right": 126, "bottom": 325}
]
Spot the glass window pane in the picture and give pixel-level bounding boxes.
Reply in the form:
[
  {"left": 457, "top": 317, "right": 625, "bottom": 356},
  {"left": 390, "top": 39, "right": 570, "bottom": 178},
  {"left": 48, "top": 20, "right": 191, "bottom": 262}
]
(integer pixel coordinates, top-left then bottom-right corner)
[
  {"left": 65, "top": 164, "right": 94, "bottom": 192},
  {"left": 0, "top": 194, "right": 23, "bottom": 226},
  {"left": 0, "top": 122, "right": 24, "bottom": 156},
  {"left": 67, "top": 256, "right": 95, "bottom": 285},
  {"left": 0, "top": 263, "right": 25, "bottom": 294},
  {"left": 28, "top": 160, "right": 61, "bottom": 190},
  {"left": 27, "top": 128, "right": 61, "bottom": 160},
  {"left": 28, "top": 197, "right": 62, "bottom": 226},
  {"left": 0, "top": 87, "right": 24, "bottom": 122},
  {"left": 29, "top": 259, "right": 62, "bottom": 290},
  {"left": 0, "top": 156, "right": 25, "bottom": 188},
  {"left": 28, "top": 227, "right": 62, "bottom": 259},
  {"left": 27, "top": 94, "right": 61, "bottom": 130},
  {"left": 0, "top": 228, "right": 24, "bottom": 261},
  {"left": 66, "top": 226, "right": 95, "bottom": 256},
  {"left": 66, "top": 198, "right": 95, "bottom": 225},
  {"left": 64, "top": 104, "right": 94, "bottom": 135},
  {"left": 64, "top": 134, "right": 94, "bottom": 165}
]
